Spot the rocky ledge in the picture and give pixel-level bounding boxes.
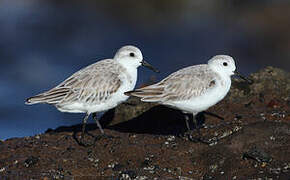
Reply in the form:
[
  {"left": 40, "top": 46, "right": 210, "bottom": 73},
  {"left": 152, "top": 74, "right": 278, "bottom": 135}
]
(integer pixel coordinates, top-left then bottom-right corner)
[{"left": 0, "top": 66, "right": 289, "bottom": 179}]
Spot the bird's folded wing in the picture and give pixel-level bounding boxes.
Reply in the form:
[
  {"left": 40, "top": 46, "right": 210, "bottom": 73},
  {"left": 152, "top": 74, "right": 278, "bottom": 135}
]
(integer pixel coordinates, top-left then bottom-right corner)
[
  {"left": 129, "top": 65, "right": 217, "bottom": 102},
  {"left": 26, "top": 61, "right": 122, "bottom": 105}
]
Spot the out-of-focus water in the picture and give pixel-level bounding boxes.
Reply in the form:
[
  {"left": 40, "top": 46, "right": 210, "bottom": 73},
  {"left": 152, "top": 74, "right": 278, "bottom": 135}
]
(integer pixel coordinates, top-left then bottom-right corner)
[{"left": 0, "top": 0, "right": 289, "bottom": 139}]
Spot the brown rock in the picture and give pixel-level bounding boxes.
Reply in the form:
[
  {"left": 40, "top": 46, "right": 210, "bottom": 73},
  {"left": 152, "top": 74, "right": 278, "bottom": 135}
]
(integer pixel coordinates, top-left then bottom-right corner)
[{"left": 0, "top": 66, "right": 289, "bottom": 179}]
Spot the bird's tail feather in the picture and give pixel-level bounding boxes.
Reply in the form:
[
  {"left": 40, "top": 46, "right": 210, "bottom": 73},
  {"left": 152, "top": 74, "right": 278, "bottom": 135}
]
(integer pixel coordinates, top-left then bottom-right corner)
[
  {"left": 25, "top": 88, "right": 69, "bottom": 105},
  {"left": 125, "top": 86, "right": 164, "bottom": 103}
]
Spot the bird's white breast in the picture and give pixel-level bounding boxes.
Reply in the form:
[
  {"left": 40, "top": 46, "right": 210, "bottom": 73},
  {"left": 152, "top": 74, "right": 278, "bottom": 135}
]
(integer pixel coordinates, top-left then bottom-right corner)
[
  {"left": 85, "top": 66, "right": 137, "bottom": 113},
  {"left": 165, "top": 75, "right": 231, "bottom": 114}
]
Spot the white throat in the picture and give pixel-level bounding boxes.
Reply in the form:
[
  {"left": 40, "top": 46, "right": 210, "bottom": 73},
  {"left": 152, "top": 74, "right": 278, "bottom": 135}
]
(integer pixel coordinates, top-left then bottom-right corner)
[{"left": 117, "top": 59, "right": 138, "bottom": 88}]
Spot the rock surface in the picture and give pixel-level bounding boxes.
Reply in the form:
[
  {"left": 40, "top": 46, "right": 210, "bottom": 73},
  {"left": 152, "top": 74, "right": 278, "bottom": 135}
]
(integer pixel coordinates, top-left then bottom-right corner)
[{"left": 0, "top": 66, "right": 289, "bottom": 179}]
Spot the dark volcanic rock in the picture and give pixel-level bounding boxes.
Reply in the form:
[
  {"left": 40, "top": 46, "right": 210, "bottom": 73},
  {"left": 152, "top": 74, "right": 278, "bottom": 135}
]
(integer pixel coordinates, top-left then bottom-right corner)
[
  {"left": 230, "top": 66, "right": 290, "bottom": 101},
  {"left": 243, "top": 146, "right": 272, "bottom": 163},
  {"left": 0, "top": 67, "right": 289, "bottom": 179},
  {"left": 24, "top": 156, "right": 39, "bottom": 168}
]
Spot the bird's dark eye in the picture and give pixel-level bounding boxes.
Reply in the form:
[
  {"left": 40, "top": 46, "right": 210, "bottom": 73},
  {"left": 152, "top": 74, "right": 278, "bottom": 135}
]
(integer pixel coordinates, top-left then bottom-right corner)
[
  {"left": 223, "top": 62, "right": 228, "bottom": 66},
  {"left": 129, "top": 52, "right": 135, "bottom": 57}
]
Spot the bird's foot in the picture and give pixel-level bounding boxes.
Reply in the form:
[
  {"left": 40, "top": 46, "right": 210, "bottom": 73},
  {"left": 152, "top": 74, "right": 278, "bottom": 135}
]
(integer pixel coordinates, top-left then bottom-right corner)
[
  {"left": 75, "top": 129, "right": 119, "bottom": 146},
  {"left": 182, "top": 130, "right": 213, "bottom": 145},
  {"left": 76, "top": 133, "right": 96, "bottom": 147}
]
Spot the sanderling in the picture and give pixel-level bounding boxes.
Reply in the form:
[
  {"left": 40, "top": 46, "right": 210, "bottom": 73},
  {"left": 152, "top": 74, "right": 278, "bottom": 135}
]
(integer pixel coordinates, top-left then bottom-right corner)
[
  {"left": 126, "top": 55, "right": 252, "bottom": 140},
  {"left": 26, "top": 45, "right": 159, "bottom": 145}
]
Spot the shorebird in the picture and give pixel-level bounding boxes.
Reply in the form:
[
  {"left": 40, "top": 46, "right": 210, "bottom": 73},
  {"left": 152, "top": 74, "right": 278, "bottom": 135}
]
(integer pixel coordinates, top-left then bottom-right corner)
[
  {"left": 26, "top": 45, "right": 159, "bottom": 145},
  {"left": 125, "top": 55, "right": 252, "bottom": 141}
]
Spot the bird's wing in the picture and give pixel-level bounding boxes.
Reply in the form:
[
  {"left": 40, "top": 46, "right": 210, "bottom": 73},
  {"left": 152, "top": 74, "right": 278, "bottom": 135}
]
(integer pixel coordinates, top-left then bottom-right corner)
[
  {"left": 26, "top": 60, "right": 122, "bottom": 105},
  {"left": 127, "top": 65, "right": 218, "bottom": 102}
]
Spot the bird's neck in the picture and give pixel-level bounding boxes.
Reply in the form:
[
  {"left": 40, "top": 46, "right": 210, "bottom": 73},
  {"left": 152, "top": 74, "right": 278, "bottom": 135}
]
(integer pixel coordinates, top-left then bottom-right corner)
[
  {"left": 209, "top": 65, "right": 232, "bottom": 90},
  {"left": 118, "top": 61, "right": 138, "bottom": 86}
]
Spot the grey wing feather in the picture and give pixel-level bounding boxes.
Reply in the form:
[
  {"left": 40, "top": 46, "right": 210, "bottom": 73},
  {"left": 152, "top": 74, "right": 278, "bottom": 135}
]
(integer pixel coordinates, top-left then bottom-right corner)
[
  {"left": 25, "top": 87, "right": 71, "bottom": 105},
  {"left": 26, "top": 60, "right": 122, "bottom": 105},
  {"left": 127, "top": 65, "right": 217, "bottom": 102}
]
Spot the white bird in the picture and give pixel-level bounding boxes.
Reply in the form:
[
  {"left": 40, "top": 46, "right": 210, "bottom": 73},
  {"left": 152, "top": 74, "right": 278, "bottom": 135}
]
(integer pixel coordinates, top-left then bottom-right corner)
[
  {"left": 26, "top": 45, "right": 159, "bottom": 144},
  {"left": 126, "top": 55, "right": 251, "bottom": 139}
]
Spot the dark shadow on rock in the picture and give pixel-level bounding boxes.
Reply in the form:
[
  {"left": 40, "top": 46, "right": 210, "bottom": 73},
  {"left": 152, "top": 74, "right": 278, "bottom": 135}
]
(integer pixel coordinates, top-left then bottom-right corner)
[
  {"left": 103, "top": 105, "right": 217, "bottom": 136},
  {"left": 106, "top": 105, "right": 187, "bottom": 135},
  {"left": 45, "top": 123, "right": 98, "bottom": 134},
  {"left": 46, "top": 105, "right": 221, "bottom": 136},
  {"left": 99, "top": 108, "right": 117, "bottom": 127},
  {"left": 45, "top": 109, "right": 116, "bottom": 134}
]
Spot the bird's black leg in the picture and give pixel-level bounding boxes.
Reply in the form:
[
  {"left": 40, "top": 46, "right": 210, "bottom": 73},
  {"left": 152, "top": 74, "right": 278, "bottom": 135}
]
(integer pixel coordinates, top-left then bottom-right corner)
[
  {"left": 184, "top": 113, "right": 191, "bottom": 131},
  {"left": 184, "top": 113, "right": 200, "bottom": 142},
  {"left": 183, "top": 113, "right": 198, "bottom": 141},
  {"left": 92, "top": 113, "right": 104, "bottom": 134},
  {"left": 82, "top": 113, "right": 90, "bottom": 135},
  {"left": 92, "top": 113, "right": 114, "bottom": 140},
  {"left": 77, "top": 113, "right": 94, "bottom": 146},
  {"left": 195, "top": 112, "right": 206, "bottom": 129},
  {"left": 184, "top": 112, "right": 210, "bottom": 144}
]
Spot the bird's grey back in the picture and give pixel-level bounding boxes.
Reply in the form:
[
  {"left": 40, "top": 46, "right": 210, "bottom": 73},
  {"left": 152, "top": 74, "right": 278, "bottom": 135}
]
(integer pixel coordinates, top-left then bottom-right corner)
[
  {"left": 128, "top": 64, "right": 220, "bottom": 102},
  {"left": 26, "top": 59, "right": 126, "bottom": 105}
]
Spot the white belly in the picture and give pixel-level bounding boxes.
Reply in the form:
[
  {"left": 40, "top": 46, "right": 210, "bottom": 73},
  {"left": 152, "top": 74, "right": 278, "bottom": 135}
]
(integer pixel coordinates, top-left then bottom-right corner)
[{"left": 164, "top": 82, "right": 231, "bottom": 114}]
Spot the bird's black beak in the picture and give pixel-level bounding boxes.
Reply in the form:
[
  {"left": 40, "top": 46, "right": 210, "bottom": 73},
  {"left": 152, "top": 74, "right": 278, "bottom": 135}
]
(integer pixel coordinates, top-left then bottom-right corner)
[
  {"left": 234, "top": 70, "right": 253, "bottom": 84},
  {"left": 141, "top": 60, "right": 160, "bottom": 73}
]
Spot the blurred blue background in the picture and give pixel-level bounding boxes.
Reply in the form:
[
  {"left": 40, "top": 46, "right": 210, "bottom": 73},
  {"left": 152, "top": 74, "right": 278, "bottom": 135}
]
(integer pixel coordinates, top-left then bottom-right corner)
[{"left": 1, "top": 0, "right": 289, "bottom": 140}]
